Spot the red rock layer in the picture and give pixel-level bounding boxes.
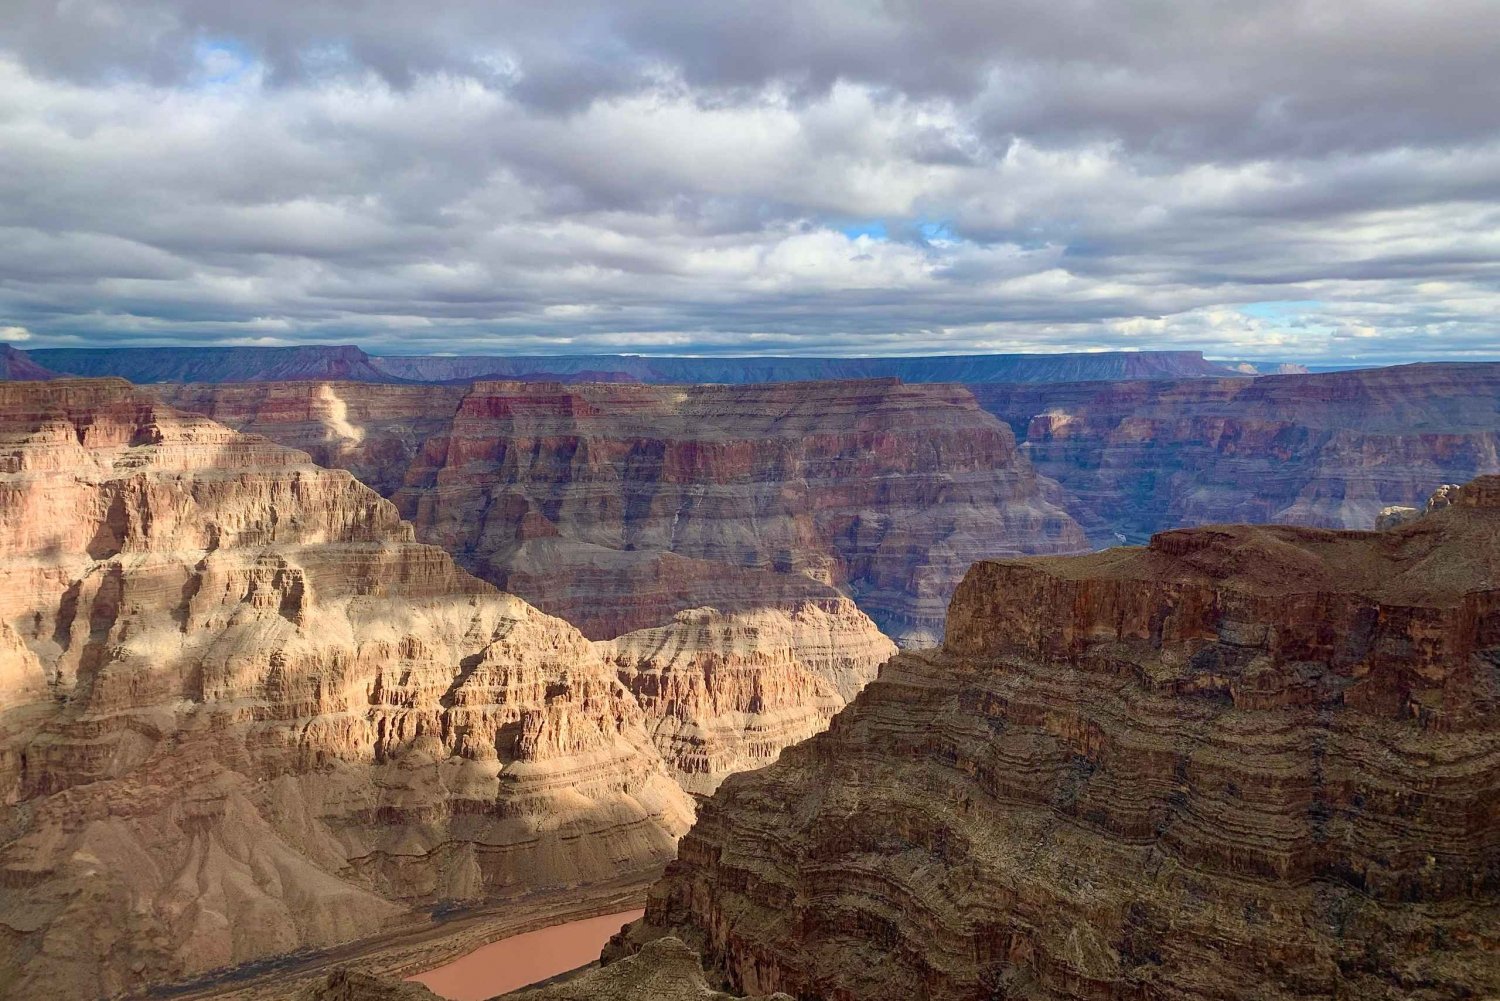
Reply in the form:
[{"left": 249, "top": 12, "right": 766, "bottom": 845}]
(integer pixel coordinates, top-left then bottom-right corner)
[
  {"left": 626, "top": 477, "right": 1500, "bottom": 1000},
  {"left": 974, "top": 363, "right": 1500, "bottom": 544},
  {"left": 162, "top": 379, "right": 1085, "bottom": 646}
]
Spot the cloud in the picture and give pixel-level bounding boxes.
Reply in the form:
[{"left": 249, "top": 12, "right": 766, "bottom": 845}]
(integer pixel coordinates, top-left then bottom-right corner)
[{"left": 0, "top": 1, "right": 1497, "bottom": 363}]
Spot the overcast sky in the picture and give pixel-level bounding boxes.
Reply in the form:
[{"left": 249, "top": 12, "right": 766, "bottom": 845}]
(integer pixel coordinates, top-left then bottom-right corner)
[{"left": 2, "top": 1, "right": 1497, "bottom": 362}]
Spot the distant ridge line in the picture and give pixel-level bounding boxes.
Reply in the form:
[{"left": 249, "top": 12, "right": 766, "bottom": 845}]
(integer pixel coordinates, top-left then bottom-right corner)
[{"left": 13, "top": 343, "right": 1276, "bottom": 384}]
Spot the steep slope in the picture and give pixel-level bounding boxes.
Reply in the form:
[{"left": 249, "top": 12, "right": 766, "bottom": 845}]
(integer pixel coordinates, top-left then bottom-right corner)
[
  {"left": 0, "top": 344, "right": 58, "bottom": 381},
  {"left": 976, "top": 362, "right": 1500, "bottom": 544},
  {"left": 626, "top": 477, "right": 1500, "bottom": 1000},
  {"left": 0, "top": 379, "right": 696, "bottom": 1000},
  {"left": 29, "top": 344, "right": 394, "bottom": 383},
  {"left": 160, "top": 379, "right": 1085, "bottom": 646},
  {"left": 372, "top": 351, "right": 1235, "bottom": 385}
]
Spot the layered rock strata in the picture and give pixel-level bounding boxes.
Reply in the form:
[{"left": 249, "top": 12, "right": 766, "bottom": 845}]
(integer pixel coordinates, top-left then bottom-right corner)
[
  {"left": 626, "top": 477, "right": 1500, "bottom": 1000},
  {"left": 0, "top": 379, "right": 697, "bottom": 1000},
  {"left": 975, "top": 362, "right": 1500, "bottom": 544},
  {"left": 162, "top": 379, "right": 1086, "bottom": 645},
  {"left": 603, "top": 600, "right": 896, "bottom": 796}
]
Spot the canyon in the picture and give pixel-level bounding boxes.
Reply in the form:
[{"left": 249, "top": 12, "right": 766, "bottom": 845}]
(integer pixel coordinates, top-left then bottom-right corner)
[
  {"left": 976, "top": 362, "right": 1500, "bottom": 544},
  {"left": 0, "top": 379, "right": 891, "bottom": 999},
  {"left": 158, "top": 378, "right": 1086, "bottom": 646},
  {"left": 620, "top": 476, "right": 1500, "bottom": 1000}
]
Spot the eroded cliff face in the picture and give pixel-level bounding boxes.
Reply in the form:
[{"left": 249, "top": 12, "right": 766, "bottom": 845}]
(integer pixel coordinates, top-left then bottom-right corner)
[
  {"left": 161, "top": 379, "right": 1085, "bottom": 646},
  {"left": 0, "top": 380, "right": 697, "bottom": 1000},
  {"left": 975, "top": 363, "right": 1500, "bottom": 544},
  {"left": 603, "top": 600, "right": 896, "bottom": 796},
  {"left": 626, "top": 477, "right": 1500, "bottom": 1000}
]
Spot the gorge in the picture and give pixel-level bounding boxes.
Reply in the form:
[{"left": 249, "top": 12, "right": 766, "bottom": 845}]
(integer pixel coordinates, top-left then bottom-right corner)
[{"left": 0, "top": 379, "right": 890, "bottom": 999}]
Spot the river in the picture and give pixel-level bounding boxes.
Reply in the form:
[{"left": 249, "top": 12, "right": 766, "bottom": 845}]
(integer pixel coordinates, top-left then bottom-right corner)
[{"left": 406, "top": 909, "right": 645, "bottom": 1000}]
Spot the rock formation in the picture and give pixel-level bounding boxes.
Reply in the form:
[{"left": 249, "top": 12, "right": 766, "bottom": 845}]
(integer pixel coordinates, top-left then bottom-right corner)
[
  {"left": 0, "top": 379, "right": 697, "bottom": 1000},
  {"left": 603, "top": 600, "right": 896, "bottom": 796},
  {"left": 0, "top": 377, "right": 907, "bottom": 999},
  {"left": 161, "top": 378, "right": 1086, "bottom": 646},
  {"left": 975, "top": 363, "right": 1500, "bottom": 544},
  {"left": 625, "top": 476, "right": 1500, "bottom": 999}
]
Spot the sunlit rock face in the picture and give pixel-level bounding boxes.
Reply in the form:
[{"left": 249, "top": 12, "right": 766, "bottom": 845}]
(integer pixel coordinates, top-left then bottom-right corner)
[
  {"left": 625, "top": 477, "right": 1500, "bottom": 1000},
  {"left": 0, "top": 379, "right": 696, "bottom": 1000},
  {"left": 0, "top": 378, "right": 904, "bottom": 999},
  {"left": 975, "top": 363, "right": 1500, "bottom": 544},
  {"left": 162, "top": 378, "right": 1086, "bottom": 646}
]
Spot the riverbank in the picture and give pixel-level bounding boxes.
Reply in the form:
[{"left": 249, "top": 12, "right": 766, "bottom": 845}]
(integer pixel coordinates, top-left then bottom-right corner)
[{"left": 147, "top": 874, "right": 657, "bottom": 1001}]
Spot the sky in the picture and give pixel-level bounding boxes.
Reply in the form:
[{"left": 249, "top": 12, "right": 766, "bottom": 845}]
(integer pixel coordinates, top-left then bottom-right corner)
[{"left": 1, "top": 1, "right": 1498, "bottom": 364}]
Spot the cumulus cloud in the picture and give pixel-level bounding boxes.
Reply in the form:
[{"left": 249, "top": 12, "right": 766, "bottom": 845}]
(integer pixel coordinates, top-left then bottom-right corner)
[{"left": 0, "top": 1, "right": 1497, "bottom": 363}]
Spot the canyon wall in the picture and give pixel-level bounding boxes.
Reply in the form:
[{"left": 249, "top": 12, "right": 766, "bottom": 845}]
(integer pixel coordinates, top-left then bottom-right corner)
[
  {"left": 162, "top": 379, "right": 1086, "bottom": 646},
  {"left": 976, "top": 362, "right": 1500, "bottom": 544},
  {"left": 625, "top": 477, "right": 1500, "bottom": 1000},
  {"left": 0, "top": 381, "right": 701, "bottom": 999}
]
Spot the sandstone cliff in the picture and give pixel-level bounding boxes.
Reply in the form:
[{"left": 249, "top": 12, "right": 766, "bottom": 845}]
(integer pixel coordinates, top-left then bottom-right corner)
[
  {"left": 602, "top": 600, "right": 896, "bottom": 796},
  {"left": 975, "top": 363, "right": 1500, "bottom": 544},
  {"left": 626, "top": 477, "right": 1500, "bottom": 999},
  {"left": 0, "top": 379, "right": 696, "bottom": 999},
  {"left": 161, "top": 379, "right": 1086, "bottom": 646}
]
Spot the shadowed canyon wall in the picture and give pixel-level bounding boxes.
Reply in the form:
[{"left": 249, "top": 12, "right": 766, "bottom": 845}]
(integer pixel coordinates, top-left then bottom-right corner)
[{"left": 624, "top": 478, "right": 1500, "bottom": 1000}]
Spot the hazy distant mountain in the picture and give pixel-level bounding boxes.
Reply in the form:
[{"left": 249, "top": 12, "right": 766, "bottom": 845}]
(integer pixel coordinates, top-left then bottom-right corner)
[
  {"left": 27, "top": 344, "right": 391, "bottom": 383},
  {"left": 21, "top": 345, "right": 1244, "bottom": 385},
  {"left": 372, "top": 349, "right": 1238, "bottom": 384}
]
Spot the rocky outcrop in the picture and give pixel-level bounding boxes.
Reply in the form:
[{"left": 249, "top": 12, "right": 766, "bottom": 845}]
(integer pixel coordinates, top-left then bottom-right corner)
[
  {"left": 603, "top": 600, "right": 897, "bottom": 796},
  {"left": 976, "top": 362, "right": 1500, "bottom": 544},
  {"left": 626, "top": 476, "right": 1500, "bottom": 1000},
  {"left": 0, "top": 379, "right": 696, "bottom": 1000},
  {"left": 0, "top": 344, "right": 58, "bottom": 381},
  {"left": 162, "top": 379, "right": 1085, "bottom": 646}
]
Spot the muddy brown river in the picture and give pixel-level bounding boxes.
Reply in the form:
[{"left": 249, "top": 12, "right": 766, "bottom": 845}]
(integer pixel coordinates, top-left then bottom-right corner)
[{"left": 406, "top": 909, "right": 645, "bottom": 1000}]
